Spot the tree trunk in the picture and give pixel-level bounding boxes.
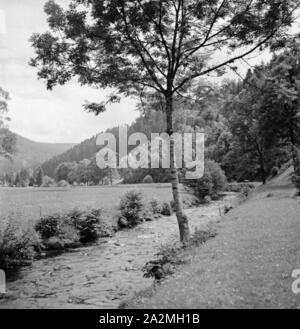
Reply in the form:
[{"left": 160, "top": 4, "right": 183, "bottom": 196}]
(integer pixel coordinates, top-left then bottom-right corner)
[
  {"left": 255, "top": 142, "right": 266, "bottom": 184},
  {"left": 258, "top": 152, "right": 266, "bottom": 184},
  {"left": 165, "top": 95, "right": 190, "bottom": 244}
]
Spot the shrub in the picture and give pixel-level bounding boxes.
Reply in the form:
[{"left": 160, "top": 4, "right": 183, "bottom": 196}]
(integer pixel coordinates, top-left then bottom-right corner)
[
  {"left": 0, "top": 220, "right": 40, "bottom": 272},
  {"left": 143, "top": 175, "right": 153, "bottom": 184},
  {"left": 142, "top": 228, "right": 217, "bottom": 281},
  {"left": 66, "top": 208, "right": 111, "bottom": 243},
  {"left": 41, "top": 176, "right": 55, "bottom": 187},
  {"left": 119, "top": 190, "right": 145, "bottom": 227},
  {"left": 35, "top": 208, "right": 109, "bottom": 249},
  {"left": 148, "top": 198, "right": 162, "bottom": 215},
  {"left": 35, "top": 215, "right": 61, "bottom": 240},
  {"left": 57, "top": 180, "right": 69, "bottom": 188},
  {"left": 161, "top": 202, "right": 173, "bottom": 216},
  {"left": 185, "top": 160, "right": 227, "bottom": 200},
  {"left": 73, "top": 208, "right": 102, "bottom": 243}
]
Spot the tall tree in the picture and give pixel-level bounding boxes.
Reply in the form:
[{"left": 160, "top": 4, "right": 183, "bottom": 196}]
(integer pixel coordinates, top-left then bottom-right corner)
[
  {"left": 259, "top": 41, "right": 300, "bottom": 175},
  {"left": 30, "top": 0, "right": 300, "bottom": 242},
  {"left": 55, "top": 162, "right": 75, "bottom": 182},
  {"left": 35, "top": 167, "right": 44, "bottom": 187},
  {"left": 0, "top": 87, "right": 16, "bottom": 158}
]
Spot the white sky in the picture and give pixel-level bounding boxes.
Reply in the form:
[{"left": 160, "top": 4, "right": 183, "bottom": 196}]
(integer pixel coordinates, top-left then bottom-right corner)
[
  {"left": 0, "top": 0, "right": 299, "bottom": 143},
  {"left": 0, "top": 0, "right": 139, "bottom": 143}
]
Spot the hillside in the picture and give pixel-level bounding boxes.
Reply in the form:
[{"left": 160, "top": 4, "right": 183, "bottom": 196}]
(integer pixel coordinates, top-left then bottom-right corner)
[
  {"left": 126, "top": 179, "right": 299, "bottom": 309},
  {"left": 0, "top": 134, "right": 75, "bottom": 173},
  {"left": 40, "top": 110, "right": 166, "bottom": 178}
]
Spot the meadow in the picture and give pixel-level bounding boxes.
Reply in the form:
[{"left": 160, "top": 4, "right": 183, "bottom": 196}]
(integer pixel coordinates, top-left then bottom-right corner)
[{"left": 0, "top": 184, "right": 193, "bottom": 228}]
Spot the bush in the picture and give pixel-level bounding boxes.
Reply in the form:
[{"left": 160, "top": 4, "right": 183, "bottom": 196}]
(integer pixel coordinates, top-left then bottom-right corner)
[
  {"left": 69, "top": 208, "right": 103, "bottom": 243},
  {"left": 161, "top": 202, "right": 173, "bottom": 216},
  {"left": 35, "top": 215, "right": 61, "bottom": 240},
  {"left": 185, "top": 160, "right": 227, "bottom": 200},
  {"left": 66, "top": 208, "right": 112, "bottom": 243},
  {"left": 35, "top": 208, "right": 110, "bottom": 249},
  {"left": 57, "top": 180, "right": 69, "bottom": 188},
  {"left": 0, "top": 220, "right": 40, "bottom": 272},
  {"left": 41, "top": 176, "right": 55, "bottom": 187},
  {"left": 119, "top": 190, "right": 145, "bottom": 227},
  {"left": 143, "top": 175, "right": 153, "bottom": 184},
  {"left": 148, "top": 198, "right": 162, "bottom": 215},
  {"left": 143, "top": 228, "right": 217, "bottom": 281}
]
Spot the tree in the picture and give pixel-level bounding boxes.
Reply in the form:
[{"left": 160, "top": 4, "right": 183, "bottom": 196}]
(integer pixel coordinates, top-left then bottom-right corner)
[
  {"left": 87, "top": 156, "right": 105, "bottom": 185},
  {"left": 41, "top": 175, "right": 55, "bottom": 187},
  {"left": 19, "top": 168, "right": 30, "bottom": 187},
  {"left": 258, "top": 41, "right": 300, "bottom": 175},
  {"left": 35, "top": 167, "right": 44, "bottom": 187},
  {"left": 30, "top": 0, "right": 300, "bottom": 243},
  {"left": 0, "top": 87, "right": 16, "bottom": 158},
  {"left": 14, "top": 172, "right": 21, "bottom": 187},
  {"left": 55, "top": 162, "right": 75, "bottom": 182},
  {"left": 29, "top": 176, "right": 36, "bottom": 187},
  {"left": 223, "top": 71, "right": 274, "bottom": 184},
  {"left": 67, "top": 168, "right": 78, "bottom": 185},
  {"left": 76, "top": 159, "right": 91, "bottom": 184},
  {"left": 4, "top": 172, "right": 14, "bottom": 187}
]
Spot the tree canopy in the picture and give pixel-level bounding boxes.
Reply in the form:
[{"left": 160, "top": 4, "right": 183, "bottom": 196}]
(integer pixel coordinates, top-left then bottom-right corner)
[{"left": 0, "top": 87, "right": 16, "bottom": 159}]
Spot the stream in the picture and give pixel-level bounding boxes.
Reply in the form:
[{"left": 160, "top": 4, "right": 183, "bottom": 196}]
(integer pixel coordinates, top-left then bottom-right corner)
[{"left": 0, "top": 193, "right": 237, "bottom": 309}]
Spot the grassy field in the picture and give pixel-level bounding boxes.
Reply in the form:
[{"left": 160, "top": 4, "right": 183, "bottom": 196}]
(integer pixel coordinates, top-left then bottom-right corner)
[
  {"left": 0, "top": 184, "right": 193, "bottom": 228},
  {"left": 126, "top": 182, "right": 300, "bottom": 309}
]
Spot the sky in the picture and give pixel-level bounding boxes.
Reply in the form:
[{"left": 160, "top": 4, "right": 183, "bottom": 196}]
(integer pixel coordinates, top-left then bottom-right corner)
[
  {"left": 0, "top": 0, "right": 299, "bottom": 144},
  {"left": 0, "top": 0, "right": 139, "bottom": 143}
]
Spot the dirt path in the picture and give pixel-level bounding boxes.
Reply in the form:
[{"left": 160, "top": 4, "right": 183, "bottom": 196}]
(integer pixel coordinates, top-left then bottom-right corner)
[
  {"left": 127, "top": 185, "right": 300, "bottom": 309},
  {"left": 0, "top": 194, "right": 237, "bottom": 309}
]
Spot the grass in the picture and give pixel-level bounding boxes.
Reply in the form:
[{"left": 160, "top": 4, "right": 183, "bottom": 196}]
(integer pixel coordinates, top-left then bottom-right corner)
[
  {"left": 0, "top": 183, "right": 194, "bottom": 274},
  {"left": 0, "top": 184, "right": 196, "bottom": 229},
  {"left": 125, "top": 183, "right": 300, "bottom": 309}
]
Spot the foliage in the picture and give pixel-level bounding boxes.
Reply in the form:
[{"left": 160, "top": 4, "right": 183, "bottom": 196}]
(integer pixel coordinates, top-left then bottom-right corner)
[
  {"left": 34, "top": 167, "right": 44, "bottom": 187},
  {"left": 35, "top": 214, "right": 61, "bottom": 240},
  {"left": 143, "top": 228, "right": 217, "bottom": 281},
  {"left": 119, "top": 190, "right": 145, "bottom": 227},
  {"left": 185, "top": 160, "right": 227, "bottom": 200},
  {"left": 57, "top": 180, "right": 69, "bottom": 187},
  {"left": 148, "top": 198, "right": 162, "bottom": 215},
  {"left": 160, "top": 202, "right": 173, "bottom": 217},
  {"left": 30, "top": 0, "right": 299, "bottom": 243},
  {"left": 29, "top": 176, "right": 35, "bottom": 187},
  {"left": 0, "top": 87, "right": 16, "bottom": 159},
  {"left": 67, "top": 208, "right": 109, "bottom": 243},
  {"left": 35, "top": 207, "right": 111, "bottom": 250},
  {"left": 30, "top": 0, "right": 297, "bottom": 100},
  {"left": 143, "top": 175, "right": 153, "bottom": 184},
  {"left": 0, "top": 219, "right": 40, "bottom": 272},
  {"left": 41, "top": 175, "right": 55, "bottom": 187},
  {"left": 55, "top": 162, "right": 76, "bottom": 182}
]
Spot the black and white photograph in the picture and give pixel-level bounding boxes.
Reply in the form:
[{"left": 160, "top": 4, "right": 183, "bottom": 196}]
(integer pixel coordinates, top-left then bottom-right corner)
[{"left": 0, "top": 0, "right": 300, "bottom": 314}]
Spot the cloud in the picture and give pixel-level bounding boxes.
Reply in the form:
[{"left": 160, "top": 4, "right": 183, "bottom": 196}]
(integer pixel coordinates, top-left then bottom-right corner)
[
  {"left": 0, "top": 9, "right": 6, "bottom": 35},
  {"left": 0, "top": 0, "right": 139, "bottom": 143}
]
